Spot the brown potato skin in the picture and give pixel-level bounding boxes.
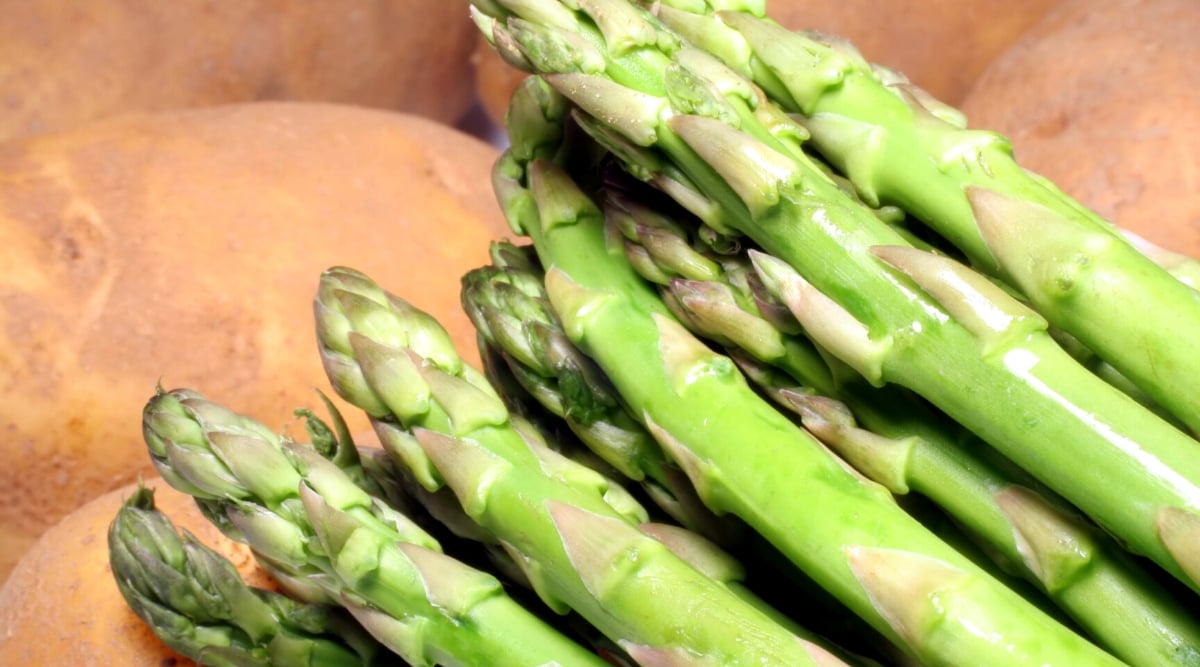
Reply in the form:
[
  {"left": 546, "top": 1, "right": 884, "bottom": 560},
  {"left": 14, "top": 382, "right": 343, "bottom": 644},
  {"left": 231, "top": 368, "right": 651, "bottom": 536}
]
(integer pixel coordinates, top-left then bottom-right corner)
[
  {"left": 961, "top": 0, "right": 1200, "bottom": 258},
  {"left": 0, "top": 103, "right": 512, "bottom": 584},
  {"left": 0, "top": 477, "right": 278, "bottom": 666},
  {"left": 0, "top": 0, "right": 477, "bottom": 141},
  {"left": 472, "top": 0, "right": 1055, "bottom": 128}
]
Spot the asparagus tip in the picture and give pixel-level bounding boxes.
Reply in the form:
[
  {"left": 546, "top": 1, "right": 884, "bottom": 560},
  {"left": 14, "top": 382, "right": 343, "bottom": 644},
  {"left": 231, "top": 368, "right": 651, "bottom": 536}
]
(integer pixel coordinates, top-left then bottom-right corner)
[{"left": 412, "top": 428, "right": 505, "bottom": 519}]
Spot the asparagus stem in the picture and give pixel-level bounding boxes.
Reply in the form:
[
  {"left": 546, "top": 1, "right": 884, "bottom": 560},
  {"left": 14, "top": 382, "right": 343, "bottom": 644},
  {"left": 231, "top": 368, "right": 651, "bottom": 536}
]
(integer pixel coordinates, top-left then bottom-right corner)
[
  {"left": 476, "top": 67, "right": 1123, "bottom": 667},
  {"left": 461, "top": 243, "right": 743, "bottom": 545},
  {"left": 141, "top": 388, "right": 608, "bottom": 667},
  {"left": 606, "top": 168, "right": 1200, "bottom": 666},
  {"left": 651, "top": 1, "right": 1200, "bottom": 435},
  {"left": 315, "top": 263, "right": 848, "bottom": 667},
  {"left": 471, "top": 0, "right": 1200, "bottom": 597}
]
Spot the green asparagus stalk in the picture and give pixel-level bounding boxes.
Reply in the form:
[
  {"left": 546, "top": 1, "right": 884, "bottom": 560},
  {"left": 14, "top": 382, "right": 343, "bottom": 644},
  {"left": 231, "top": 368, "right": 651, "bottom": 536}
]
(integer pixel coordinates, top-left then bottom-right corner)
[
  {"left": 467, "top": 248, "right": 909, "bottom": 666},
  {"left": 142, "top": 387, "right": 609, "bottom": 667},
  {"left": 486, "top": 76, "right": 1123, "bottom": 667},
  {"left": 109, "top": 485, "right": 389, "bottom": 667},
  {"left": 1119, "top": 228, "right": 1200, "bottom": 290},
  {"left": 743, "top": 353, "right": 1200, "bottom": 667},
  {"left": 315, "top": 265, "right": 851, "bottom": 667},
  {"left": 603, "top": 168, "right": 1200, "bottom": 665},
  {"left": 461, "top": 243, "right": 742, "bottom": 544},
  {"left": 650, "top": 1, "right": 1200, "bottom": 435},
  {"left": 471, "top": 0, "right": 1200, "bottom": 597}
]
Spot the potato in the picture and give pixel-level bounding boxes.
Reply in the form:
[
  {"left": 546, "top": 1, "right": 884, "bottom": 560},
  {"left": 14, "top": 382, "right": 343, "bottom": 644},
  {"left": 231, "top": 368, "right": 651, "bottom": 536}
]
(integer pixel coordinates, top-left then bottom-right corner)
[
  {"left": 0, "top": 103, "right": 512, "bottom": 584},
  {"left": 0, "top": 0, "right": 477, "bottom": 141},
  {"left": 471, "top": 0, "right": 1055, "bottom": 128},
  {"left": 0, "top": 476, "right": 277, "bottom": 666},
  {"left": 960, "top": 0, "right": 1200, "bottom": 258}
]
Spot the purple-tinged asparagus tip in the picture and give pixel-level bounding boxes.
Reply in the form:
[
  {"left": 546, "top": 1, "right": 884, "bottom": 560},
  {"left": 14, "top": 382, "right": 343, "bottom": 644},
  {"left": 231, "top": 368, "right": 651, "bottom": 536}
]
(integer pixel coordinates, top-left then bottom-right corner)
[
  {"left": 644, "top": 412, "right": 725, "bottom": 514},
  {"left": 637, "top": 522, "right": 743, "bottom": 582},
  {"left": 339, "top": 593, "right": 425, "bottom": 662},
  {"left": 547, "top": 500, "right": 649, "bottom": 602},
  {"left": 967, "top": 185, "right": 1117, "bottom": 301},
  {"left": 395, "top": 543, "right": 501, "bottom": 618},
  {"left": 798, "top": 638, "right": 854, "bottom": 667}
]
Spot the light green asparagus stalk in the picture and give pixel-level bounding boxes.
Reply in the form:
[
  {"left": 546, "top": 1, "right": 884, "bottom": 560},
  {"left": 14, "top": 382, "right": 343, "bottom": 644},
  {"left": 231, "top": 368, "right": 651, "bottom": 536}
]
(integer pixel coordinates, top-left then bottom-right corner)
[
  {"left": 1119, "top": 228, "right": 1200, "bottom": 290},
  {"left": 485, "top": 76, "right": 1123, "bottom": 667},
  {"left": 650, "top": 1, "right": 1200, "bottom": 435},
  {"left": 742, "top": 353, "right": 1200, "bottom": 667},
  {"left": 461, "top": 242, "right": 742, "bottom": 544},
  {"left": 471, "top": 0, "right": 1200, "bottom": 596},
  {"left": 141, "top": 387, "right": 608, "bottom": 667},
  {"left": 467, "top": 247, "right": 909, "bottom": 666},
  {"left": 109, "top": 485, "right": 389, "bottom": 667},
  {"left": 606, "top": 170, "right": 1200, "bottom": 665},
  {"left": 315, "top": 266, "right": 851, "bottom": 667}
]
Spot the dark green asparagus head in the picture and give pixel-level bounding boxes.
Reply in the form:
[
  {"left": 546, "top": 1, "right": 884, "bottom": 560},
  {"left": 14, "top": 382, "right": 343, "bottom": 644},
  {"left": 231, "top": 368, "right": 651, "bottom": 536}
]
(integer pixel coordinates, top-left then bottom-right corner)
[{"left": 108, "top": 486, "right": 383, "bottom": 667}]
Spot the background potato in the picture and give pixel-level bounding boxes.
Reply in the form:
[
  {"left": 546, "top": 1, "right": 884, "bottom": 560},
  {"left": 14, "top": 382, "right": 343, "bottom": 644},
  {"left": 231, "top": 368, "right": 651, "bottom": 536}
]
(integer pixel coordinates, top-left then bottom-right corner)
[
  {"left": 0, "top": 476, "right": 276, "bottom": 666},
  {"left": 0, "top": 103, "right": 512, "bottom": 583},
  {"left": 0, "top": 0, "right": 478, "bottom": 141},
  {"left": 961, "top": 0, "right": 1200, "bottom": 258},
  {"left": 473, "top": 0, "right": 1057, "bottom": 128}
]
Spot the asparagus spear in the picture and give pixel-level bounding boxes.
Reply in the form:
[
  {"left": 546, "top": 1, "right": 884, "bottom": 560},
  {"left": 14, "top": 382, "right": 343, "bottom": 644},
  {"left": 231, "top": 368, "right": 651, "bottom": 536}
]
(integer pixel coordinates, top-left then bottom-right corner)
[
  {"left": 468, "top": 250, "right": 908, "bottom": 666},
  {"left": 605, "top": 170, "right": 1200, "bottom": 665},
  {"left": 142, "top": 387, "right": 609, "bottom": 667},
  {"left": 461, "top": 244, "right": 741, "bottom": 544},
  {"left": 486, "top": 76, "right": 1123, "bottom": 667},
  {"left": 314, "top": 266, "right": 849, "bottom": 667},
  {"left": 109, "top": 485, "right": 389, "bottom": 667},
  {"left": 471, "top": 0, "right": 1200, "bottom": 596},
  {"left": 650, "top": 1, "right": 1200, "bottom": 435}
]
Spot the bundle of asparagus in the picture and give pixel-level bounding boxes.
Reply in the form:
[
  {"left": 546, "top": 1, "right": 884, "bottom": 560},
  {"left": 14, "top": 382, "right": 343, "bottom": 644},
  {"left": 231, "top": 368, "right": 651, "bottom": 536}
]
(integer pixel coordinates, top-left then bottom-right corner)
[{"left": 108, "top": 0, "right": 1200, "bottom": 665}]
